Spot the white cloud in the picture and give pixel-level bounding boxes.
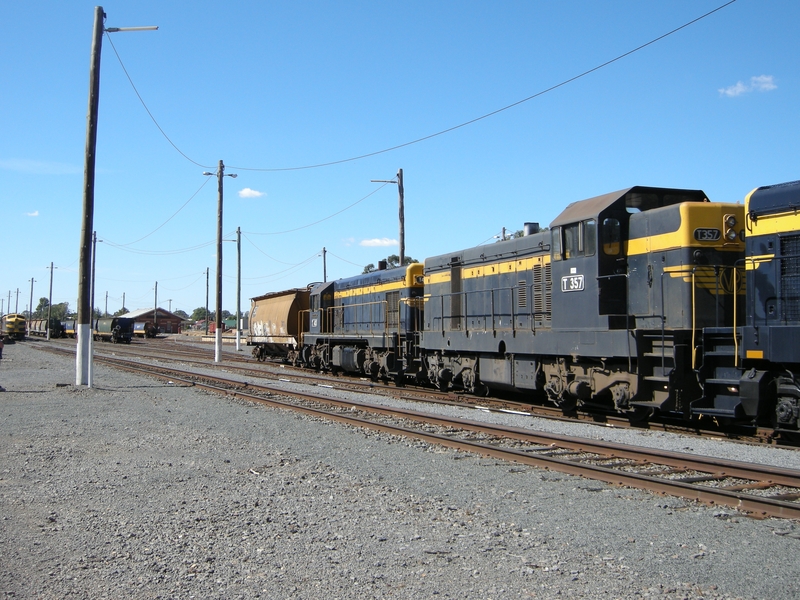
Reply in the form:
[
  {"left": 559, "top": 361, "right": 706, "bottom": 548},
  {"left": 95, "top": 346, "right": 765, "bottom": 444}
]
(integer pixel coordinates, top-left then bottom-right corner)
[
  {"left": 718, "top": 75, "right": 776, "bottom": 97},
  {"left": 0, "top": 159, "right": 81, "bottom": 175},
  {"left": 360, "top": 238, "right": 397, "bottom": 247},
  {"left": 343, "top": 237, "right": 355, "bottom": 247},
  {"left": 238, "top": 188, "right": 265, "bottom": 198},
  {"left": 26, "top": 210, "right": 39, "bottom": 217}
]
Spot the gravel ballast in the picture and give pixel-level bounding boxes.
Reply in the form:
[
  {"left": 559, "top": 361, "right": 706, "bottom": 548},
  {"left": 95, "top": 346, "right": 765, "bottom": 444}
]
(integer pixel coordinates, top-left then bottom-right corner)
[{"left": 1, "top": 341, "right": 799, "bottom": 599}]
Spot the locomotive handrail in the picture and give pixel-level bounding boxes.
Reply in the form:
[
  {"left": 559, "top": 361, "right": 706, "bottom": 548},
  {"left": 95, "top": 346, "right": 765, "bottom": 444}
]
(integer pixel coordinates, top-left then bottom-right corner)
[
  {"left": 330, "top": 299, "right": 389, "bottom": 337},
  {"left": 433, "top": 285, "right": 551, "bottom": 336}
]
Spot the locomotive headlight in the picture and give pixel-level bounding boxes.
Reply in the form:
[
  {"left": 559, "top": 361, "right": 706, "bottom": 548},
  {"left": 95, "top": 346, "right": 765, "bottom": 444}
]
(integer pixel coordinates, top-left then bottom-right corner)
[
  {"left": 725, "top": 214, "right": 737, "bottom": 228},
  {"left": 725, "top": 228, "right": 738, "bottom": 241}
]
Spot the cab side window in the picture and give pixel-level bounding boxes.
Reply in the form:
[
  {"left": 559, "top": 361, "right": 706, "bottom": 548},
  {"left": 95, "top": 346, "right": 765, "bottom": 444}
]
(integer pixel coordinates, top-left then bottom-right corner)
[
  {"left": 552, "top": 227, "right": 562, "bottom": 261},
  {"left": 561, "top": 219, "right": 597, "bottom": 260},
  {"left": 603, "top": 218, "right": 621, "bottom": 256}
]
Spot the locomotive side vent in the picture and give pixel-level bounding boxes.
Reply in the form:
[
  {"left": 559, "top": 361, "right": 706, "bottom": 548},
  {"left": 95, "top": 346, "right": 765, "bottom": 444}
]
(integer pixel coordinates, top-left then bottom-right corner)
[
  {"left": 780, "top": 234, "right": 800, "bottom": 322},
  {"left": 518, "top": 281, "right": 527, "bottom": 308}
]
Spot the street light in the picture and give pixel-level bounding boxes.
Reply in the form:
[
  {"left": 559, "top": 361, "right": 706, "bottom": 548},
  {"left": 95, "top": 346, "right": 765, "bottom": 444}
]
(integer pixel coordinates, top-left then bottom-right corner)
[
  {"left": 76, "top": 7, "right": 157, "bottom": 386},
  {"left": 203, "top": 160, "right": 237, "bottom": 363},
  {"left": 28, "top": 278, "right": 36, "bottom": 322},
  {"left": 222, "top": 228, "right": 243, "bottom": 351}
]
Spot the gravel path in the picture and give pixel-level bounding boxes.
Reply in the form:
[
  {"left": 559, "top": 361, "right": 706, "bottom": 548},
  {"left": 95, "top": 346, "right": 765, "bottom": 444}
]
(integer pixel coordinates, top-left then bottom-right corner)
[{"left": 1, "top": 340, "right": 799, "bottom": 599}]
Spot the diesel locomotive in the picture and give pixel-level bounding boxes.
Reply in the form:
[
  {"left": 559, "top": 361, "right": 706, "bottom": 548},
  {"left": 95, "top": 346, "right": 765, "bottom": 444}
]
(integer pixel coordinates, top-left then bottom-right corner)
[
  {"left": 698, "top": 180, "right": 800, "bottom": 434},
  {"left": 1, "top": 313, "right": 27, "bottom": 341},
  {"left": 248, "top": 181, "right": 800, "bottom": 435}
]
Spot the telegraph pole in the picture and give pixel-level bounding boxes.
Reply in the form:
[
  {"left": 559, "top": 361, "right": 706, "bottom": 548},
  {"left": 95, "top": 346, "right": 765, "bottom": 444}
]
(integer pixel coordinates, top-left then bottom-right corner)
[
  {"left": 154, "top": 281, "right": 158, "bottom": 331},
  {"left": 323, "top": 247, "right": 327, "bottom": 282},
  {"left": 397, "top": 169, "right": 404, "bottom": 266},
  {"left": 75, "top": 7, "right": 157, "bottom": 385},
  {"left": 371, "top": 168, "right": 405, "bottom": 266},
  {"left": 205, "top": 267, "right": 209, "bottom": 335}
]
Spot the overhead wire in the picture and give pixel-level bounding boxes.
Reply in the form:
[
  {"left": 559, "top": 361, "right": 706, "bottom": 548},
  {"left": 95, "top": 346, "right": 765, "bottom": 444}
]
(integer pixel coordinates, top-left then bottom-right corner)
[
  {"left": 243, "top": 182, "right": 392, "bottom": 235},
  {"left": 107, "top": 1, "right": 736, "bottom": 172},
  {"left": 111, "top": 177, "right": 213, "bottom": 247}
]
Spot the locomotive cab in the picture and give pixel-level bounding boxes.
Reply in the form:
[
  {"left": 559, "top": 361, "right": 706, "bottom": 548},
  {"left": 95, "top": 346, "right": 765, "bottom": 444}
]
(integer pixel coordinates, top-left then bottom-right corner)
[{"left": 549, "top": 186, "right": 722, "bottom": 332}]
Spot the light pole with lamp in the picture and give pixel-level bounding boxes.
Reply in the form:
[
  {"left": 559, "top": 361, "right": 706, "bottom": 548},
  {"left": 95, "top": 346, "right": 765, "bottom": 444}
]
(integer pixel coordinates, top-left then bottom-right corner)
[
  {"left": 47, "top": 262, "right": 57, "bottom": 340},
  {"left": 28, "top": 278, "right": 36, "bottom": 322},
  {"left": 76, "top": 7, "right": 157, "bottom": 386},
  {"left": 224, "top": 227, "right": 243, "bottom": 351},
  {"left": 203, "top": 160, "right": 237, "bottom": 363}
]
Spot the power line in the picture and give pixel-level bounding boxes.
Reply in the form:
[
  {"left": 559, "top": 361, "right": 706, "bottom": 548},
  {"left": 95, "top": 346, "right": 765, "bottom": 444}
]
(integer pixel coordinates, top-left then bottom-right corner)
[
  {"left": 108, "top": 0, "right": 738, "bottom": 172},
  {"left": 242, "top": 182, "right": 391, "bottom": 235}
]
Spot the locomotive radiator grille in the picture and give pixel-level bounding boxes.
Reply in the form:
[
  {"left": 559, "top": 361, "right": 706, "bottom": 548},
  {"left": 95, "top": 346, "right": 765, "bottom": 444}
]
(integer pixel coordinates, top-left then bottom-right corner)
[{"left": 780, "top": 234, "right": 800, "bottom": 322}]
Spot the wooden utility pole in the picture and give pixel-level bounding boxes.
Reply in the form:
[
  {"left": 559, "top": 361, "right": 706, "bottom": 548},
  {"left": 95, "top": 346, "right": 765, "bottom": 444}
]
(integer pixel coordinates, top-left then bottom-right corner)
[
  {"left": 397, "top": 169, "right": 404, "bottom": 267},
  {"left": 154, "top": 281, "right": 158, "bottom": 330},
  {"left": 77, "top": 6, "right": 104, "bottom": 385},
  {"left": 370, "top": 168, "right": 405, "bottom": 266},
  {"left": 323, "top": 247, "right": 327, "bottom": 282}
]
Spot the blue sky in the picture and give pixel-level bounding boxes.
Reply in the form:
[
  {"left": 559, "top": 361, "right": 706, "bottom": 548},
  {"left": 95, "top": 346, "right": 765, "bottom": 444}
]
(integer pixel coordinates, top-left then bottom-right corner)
[{"left": 1, "top": 0, "right": 798, "bottom": 317}]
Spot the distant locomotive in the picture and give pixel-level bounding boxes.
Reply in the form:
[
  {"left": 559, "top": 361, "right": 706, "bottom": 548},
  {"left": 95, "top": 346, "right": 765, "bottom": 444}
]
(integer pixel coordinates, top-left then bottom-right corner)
[
  {"left": 247, "top": 181, "right": 800, "bottom": 436},
  {"left": 132, "top": 321, "right": 158, "bottom": 338},
  {"left": 61, "top": 320, "right": 76, "bottom": 338},
  {"left": 1, "top": 313, "right": 27, "bottom": 341}
]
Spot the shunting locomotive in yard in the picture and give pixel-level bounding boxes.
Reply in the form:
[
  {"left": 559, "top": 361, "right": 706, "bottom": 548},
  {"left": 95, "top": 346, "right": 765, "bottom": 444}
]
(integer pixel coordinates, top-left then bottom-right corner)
[
  {"left": 1, "top": 313, "right": 27, "bottom": 341},
  {"left": 247, "top": 181, "right": 800, "bottom": 436}
]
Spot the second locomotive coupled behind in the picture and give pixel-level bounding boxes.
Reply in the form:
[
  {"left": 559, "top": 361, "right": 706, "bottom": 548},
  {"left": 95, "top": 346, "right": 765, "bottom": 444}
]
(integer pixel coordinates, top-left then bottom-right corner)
[{"left": 249, "top": 181, "right": 800, "bottom": 436}]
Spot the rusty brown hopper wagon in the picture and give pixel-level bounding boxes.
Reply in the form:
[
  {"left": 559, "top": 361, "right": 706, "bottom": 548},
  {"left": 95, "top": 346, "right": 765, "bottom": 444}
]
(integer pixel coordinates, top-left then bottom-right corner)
[{"left": 248, "top": 288, "right": 311, "bottom": 362}]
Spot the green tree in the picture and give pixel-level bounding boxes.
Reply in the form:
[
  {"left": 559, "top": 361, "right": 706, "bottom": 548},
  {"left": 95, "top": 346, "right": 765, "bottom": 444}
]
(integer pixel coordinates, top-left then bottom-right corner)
[
  {"left": 190, "top": 307, "right": 210, "bottom": 321},
  {"left": 49, "top": 302, "right": 70, "bottom": 321},
  {"left": 363, "top": 254, "right": 418, "bottom": 274},
  {"left": 34, "top": 297, "right": 50, "bottom": 319},
  {"left": 174, "top": 309, "right": 189, "bottom": 320},
  {"left": 113, "top": 307, "right": 129, "bottom": 316}
]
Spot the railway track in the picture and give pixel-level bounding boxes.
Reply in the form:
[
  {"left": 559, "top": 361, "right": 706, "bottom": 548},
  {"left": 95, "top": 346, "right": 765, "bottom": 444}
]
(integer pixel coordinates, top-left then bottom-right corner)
[
  {"left": 48, "top": 336, "right": 793, "bottom": 446},
  {"left": 39, "top": 344, "right": 800, "bottom": 520}
]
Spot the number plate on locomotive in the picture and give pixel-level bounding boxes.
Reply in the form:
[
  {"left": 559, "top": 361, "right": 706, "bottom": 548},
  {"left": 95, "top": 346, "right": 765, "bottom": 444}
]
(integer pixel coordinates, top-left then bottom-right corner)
[
  {"left": 561, "top": 274, "right": 585, "bottom": 292},
  {"left": 694, "top": 228, "right": 721, "bottom": 241}
]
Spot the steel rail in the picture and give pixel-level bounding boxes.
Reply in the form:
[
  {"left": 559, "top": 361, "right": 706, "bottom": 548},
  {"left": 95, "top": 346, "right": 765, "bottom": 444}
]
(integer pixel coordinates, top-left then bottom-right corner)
[{"left": 78, "top": 350, "right": 800, "bottom": 520}]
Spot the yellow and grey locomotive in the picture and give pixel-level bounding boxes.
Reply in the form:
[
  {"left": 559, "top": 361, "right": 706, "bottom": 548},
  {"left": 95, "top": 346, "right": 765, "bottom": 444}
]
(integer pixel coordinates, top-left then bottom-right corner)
[{"left": 420, "top": 186, "right": 744, "bottom": 418}]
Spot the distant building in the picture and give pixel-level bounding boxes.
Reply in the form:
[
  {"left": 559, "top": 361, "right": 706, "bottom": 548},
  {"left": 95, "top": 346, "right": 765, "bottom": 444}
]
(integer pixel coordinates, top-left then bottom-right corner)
[{"left": 124, "top": 308, "right": 183, "bottom": 334}]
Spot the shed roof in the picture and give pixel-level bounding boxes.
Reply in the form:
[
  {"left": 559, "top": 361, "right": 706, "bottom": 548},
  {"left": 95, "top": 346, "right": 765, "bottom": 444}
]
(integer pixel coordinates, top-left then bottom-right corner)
[{"left": 125, "top": 307, "right": 182, "bottom": 320}]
